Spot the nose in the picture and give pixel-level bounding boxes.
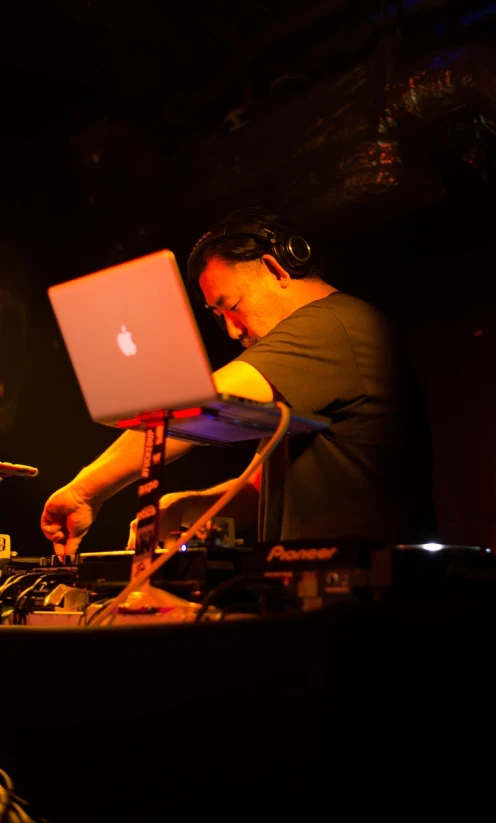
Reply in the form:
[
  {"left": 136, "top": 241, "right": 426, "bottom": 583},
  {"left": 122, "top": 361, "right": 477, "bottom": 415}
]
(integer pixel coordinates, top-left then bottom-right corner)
[{"left": 224, "top": 314, "right": 244, "bottom": 340}]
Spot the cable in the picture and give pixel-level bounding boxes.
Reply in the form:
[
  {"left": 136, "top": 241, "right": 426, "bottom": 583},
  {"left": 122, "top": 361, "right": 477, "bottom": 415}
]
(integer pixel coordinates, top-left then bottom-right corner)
[
  {"left": 0, "top": 568, "right": 72, "bottom": 600},
  {"left": 4, "top": 570, "right": 75, "bottom": 624},
  {"left": 91, "top": 401, "right": 290, "bottom": 625},
  {"left": 78, "top": 598, "right": 116, "bottom": 626},
  {"left": 12, "top": 577, "right": 46, "bottom": 625},
  {"left": 194, "top": 573, "right": 269, "bottom": 621},
  {"left": 0, "top": 768, "right": 47, "bottom": 823},
  {"left": 91, "top": 401, "right": 291, "bottom": 626},
  {"left": 0, "top": 573, "right": 44, "bottom": 607},
  {"left": 0, "top": 574, "right": 27, "bottom": 599},
  {"left": 219, "top": 604, "right": 259, "bottom": 620},
  {"left": 0, "top": 607, "right": 14, "bottom": 625},
  {"left": 0, "top": 575, "right": 19, "bottom": 595},
  {"left": 10, "top": 571, "right": 69, "bottom": 624}
]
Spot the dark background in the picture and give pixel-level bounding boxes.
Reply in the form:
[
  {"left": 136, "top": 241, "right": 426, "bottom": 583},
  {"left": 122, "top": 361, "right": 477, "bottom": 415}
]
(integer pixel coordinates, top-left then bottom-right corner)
[{"left": 1, "top": 0, "right": 496, "bottom": 556}]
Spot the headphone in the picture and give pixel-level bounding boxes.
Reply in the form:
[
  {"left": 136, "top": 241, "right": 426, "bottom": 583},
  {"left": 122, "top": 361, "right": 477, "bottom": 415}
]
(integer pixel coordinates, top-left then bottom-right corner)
[{"left": 188, "top": 214, "right": 312, "bottom": 278}]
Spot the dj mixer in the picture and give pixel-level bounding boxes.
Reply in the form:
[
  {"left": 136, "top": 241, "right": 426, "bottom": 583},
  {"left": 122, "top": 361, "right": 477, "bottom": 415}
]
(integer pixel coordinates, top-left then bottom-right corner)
[{"left": 1, "top": 518, "right": 494, "bottom": 627}]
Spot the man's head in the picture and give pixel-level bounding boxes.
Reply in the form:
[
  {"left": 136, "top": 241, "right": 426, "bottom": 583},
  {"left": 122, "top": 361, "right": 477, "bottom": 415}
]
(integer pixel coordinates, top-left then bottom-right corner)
[{"left": 186, "top": 207, "right": 327, "bottom": 347}]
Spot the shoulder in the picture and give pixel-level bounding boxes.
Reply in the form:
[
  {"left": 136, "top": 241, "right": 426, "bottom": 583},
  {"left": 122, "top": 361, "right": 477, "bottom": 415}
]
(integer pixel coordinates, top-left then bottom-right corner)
[
  {"left": 272, "top": 292, "right": 391, "bottom": 341},
  {"left": 296, "top": 292, "right": 387, "bottom": 321},
  {"left": 303, "top": 292, "right": 394, "bottom": 340}
]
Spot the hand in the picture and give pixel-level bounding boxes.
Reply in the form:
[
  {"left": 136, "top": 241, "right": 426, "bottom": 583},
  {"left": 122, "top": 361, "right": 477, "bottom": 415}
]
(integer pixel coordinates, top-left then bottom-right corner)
[
  {"left": 40, "top": 484, "right": 104, "bottom": 558},
  {"left": 128, "top": 492, "right": 186, "bottom": 550}
]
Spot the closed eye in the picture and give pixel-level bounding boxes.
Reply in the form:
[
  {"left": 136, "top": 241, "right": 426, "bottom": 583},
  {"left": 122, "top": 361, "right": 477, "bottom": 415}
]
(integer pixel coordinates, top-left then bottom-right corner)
[{"left": 229, "top": 301, "right": 240, "bottom": 312}]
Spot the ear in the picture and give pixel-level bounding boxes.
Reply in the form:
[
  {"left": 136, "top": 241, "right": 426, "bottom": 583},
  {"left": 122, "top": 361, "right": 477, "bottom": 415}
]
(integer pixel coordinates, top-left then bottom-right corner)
[{"left": 260, "top": 254, "right": 291, "bottom": 289}]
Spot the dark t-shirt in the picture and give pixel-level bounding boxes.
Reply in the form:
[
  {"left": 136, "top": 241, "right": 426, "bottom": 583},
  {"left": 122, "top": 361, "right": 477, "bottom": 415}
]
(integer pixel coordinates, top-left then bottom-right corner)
[{"left": 236, "top": 292, "right": 436, "bottom": 544}]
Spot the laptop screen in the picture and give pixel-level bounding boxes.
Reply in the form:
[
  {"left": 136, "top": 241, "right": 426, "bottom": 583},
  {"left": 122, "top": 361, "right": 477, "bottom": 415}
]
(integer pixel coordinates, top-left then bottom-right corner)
[{"left": 48, "top": 251, "right": 218, "bottom": 425}]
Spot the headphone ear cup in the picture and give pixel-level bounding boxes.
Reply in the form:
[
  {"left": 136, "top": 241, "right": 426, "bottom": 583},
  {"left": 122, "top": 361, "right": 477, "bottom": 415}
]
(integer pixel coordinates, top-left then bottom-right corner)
[
  {"left": 269, "top": 238, "right": 291, "bottom": 272},
  {"left": 273, "top": 232, "right": 312, "bottom": 276}
]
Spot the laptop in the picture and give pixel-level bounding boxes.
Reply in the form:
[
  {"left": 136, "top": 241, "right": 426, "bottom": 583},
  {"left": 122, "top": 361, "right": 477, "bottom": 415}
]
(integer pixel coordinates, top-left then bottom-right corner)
[{"left": 47, "top": 250, "right": 330, "bottom": 445}]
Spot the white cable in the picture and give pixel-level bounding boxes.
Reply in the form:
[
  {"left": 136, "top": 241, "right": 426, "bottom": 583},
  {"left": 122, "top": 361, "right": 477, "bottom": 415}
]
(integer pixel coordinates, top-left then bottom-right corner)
[
  {"left": 0, "top": 575, "right": 24, "bottom": 598},
  {"left": 91, "top": 401, "right": 291, "bottom": 626},
  {"left": 0, "top": 769, "right": 42, "bottom": 823}
]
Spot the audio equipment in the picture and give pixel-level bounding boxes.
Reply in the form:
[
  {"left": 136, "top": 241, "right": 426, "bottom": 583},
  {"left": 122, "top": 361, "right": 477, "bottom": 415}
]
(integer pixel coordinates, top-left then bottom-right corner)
[{"left": 2, "top": 534, "right": 494, "bottom": 627}]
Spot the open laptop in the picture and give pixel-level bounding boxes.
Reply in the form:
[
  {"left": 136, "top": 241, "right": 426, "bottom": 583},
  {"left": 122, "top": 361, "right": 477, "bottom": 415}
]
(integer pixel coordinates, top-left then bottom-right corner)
[{"left": 48, "top": 250, "right": 330, "bottom": 445}]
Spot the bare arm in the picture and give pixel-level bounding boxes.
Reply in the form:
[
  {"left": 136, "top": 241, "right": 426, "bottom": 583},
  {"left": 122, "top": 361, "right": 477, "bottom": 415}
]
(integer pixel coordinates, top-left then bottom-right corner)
[
  {"left": 42, "top": 360, "right": 272, "bottom": 552},
  {"left": 128, "top": 459, "right": 261, "bottom": 546},
  {"left": 74, "top": 359, "right": 273, "bottom": 503},
  {"left": 174, "top": 462, "right": 261, "bottom": 533},
  {"left": 70, "top": 428, "right": 194, "bottom": 503}
]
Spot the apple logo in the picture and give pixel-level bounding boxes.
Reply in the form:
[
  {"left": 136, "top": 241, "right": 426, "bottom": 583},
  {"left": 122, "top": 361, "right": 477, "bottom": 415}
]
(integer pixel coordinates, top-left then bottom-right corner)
[{"left": 117, "top": 325, "right": 137, "bottom": 356}]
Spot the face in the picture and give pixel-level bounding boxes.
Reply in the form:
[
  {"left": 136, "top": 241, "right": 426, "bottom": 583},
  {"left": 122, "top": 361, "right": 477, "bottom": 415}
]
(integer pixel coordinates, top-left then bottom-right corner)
[{"left": 199, "top": 256, "right": 289, "bottom": 347}]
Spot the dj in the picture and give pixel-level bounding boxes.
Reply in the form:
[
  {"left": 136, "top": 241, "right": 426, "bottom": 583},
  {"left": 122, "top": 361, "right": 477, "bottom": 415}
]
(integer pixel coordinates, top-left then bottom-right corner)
[{"left": 41, "top": 208, "right": 436, "bottom": 555}]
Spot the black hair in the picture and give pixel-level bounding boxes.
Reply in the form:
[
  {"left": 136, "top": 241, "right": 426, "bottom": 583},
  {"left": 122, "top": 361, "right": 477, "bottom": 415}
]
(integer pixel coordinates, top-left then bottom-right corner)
[{"left": 186, "top": 206, "right": 325, "bottom": 300}]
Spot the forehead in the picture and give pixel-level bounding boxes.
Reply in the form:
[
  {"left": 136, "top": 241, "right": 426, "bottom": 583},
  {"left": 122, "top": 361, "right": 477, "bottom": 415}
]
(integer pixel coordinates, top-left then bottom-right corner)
[{"left": 198, "top": 258, "right": 244, "bottom": 302}]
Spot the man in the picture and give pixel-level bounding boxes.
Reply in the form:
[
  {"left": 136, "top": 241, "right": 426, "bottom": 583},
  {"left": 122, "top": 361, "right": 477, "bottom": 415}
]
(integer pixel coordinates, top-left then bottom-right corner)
[{"left": 41, "top": 208, "right": 436, "bottom": 555}]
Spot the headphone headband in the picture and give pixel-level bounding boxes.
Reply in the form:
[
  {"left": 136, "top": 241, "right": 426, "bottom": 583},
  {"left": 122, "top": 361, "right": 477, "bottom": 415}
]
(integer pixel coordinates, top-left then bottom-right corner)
[{"left": 188, "top": 215, "right": 312, "bottom": 277}]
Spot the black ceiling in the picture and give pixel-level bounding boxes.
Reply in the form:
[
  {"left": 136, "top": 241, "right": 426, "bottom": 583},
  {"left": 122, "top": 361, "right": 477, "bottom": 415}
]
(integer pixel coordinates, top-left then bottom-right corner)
[
  {"left": 3, "top": 1, "right": 496, "bottom": 274},
  {"left": 3, "top": 0, "right": 362, "bottom": 140},
  {"left": 5, "top": 0, "right": 484, "bottom": 143}
]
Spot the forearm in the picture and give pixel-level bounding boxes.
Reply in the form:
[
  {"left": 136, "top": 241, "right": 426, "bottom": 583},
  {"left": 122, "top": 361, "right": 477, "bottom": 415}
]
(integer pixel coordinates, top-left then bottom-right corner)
[
  {"left": 179, "top": 479, "right": 259, "bottom": 534},
  {"left": 72, "top": 430, "right": 194, "bottom": 502}
]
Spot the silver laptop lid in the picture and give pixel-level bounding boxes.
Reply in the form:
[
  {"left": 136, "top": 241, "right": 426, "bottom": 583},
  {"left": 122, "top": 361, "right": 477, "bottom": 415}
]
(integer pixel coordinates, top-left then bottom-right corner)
[{"left": 48, "top": 251, "right": 218, "bottom": 424}]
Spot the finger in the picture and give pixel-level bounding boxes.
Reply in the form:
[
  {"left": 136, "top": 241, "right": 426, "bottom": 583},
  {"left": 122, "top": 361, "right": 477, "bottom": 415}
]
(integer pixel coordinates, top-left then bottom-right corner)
[
  {"left": 54, "top": 541, "right": 66, "bottom": 558},
  {"left": 41, "top": 516, "right": 63, "bottom": 535},
  {"left": 65, "top": 537, "right": 81, "bottom": 556},
  {"left": 42, "top": 509, "right": 63, "bottom": 528},
  {"left": 41, "top": 519, "right": 63, "bottom": 535},
  {"left": 42, "top": 518, "right": 65, "bottom": 541},
  {"left": 53, "top": 535, "right": 80, "bottom": 558}
]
